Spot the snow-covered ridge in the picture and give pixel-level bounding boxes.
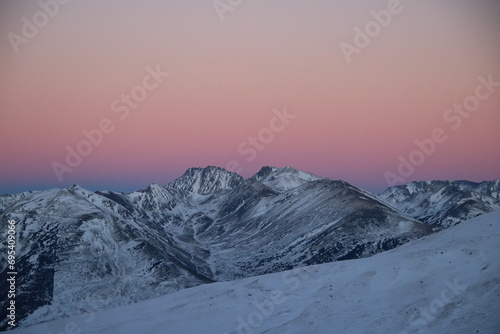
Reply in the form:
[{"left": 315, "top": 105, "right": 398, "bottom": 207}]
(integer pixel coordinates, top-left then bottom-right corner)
[{"left": 378, "top": 179, "right": 500, "bottom": 227}]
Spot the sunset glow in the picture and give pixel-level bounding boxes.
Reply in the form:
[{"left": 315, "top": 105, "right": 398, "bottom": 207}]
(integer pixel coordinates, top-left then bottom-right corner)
[{"left": 1, "top": 0, "right": 499, "bottom": 194}]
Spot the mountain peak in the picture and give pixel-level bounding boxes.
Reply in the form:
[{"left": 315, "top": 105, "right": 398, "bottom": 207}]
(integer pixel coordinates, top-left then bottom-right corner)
[
  {"left": 185, "top": 165, "right": 226, "bottom": 173},
  {"left": 167, "top": 166, "right": 245, "bottom": 195},
  {"left": 251, "top": 166, "right": 322, "bottom": 192},
  {"left": 66, "top": 184, "right": 91, "bottom": 195},
  {"left": 143, "top": 183, "right": 164, "bottom": 192},
  {"left": 256, "top": 165, "right": 298, "bottom": 174}
]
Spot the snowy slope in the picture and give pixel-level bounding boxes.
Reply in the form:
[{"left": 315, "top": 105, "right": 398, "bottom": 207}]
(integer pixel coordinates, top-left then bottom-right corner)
[
  {"left": 11, "top": 210, "right": 500, "bottom": 334},
  {"left": 379, "top": 180, "right": 500, "bottom": 227}
]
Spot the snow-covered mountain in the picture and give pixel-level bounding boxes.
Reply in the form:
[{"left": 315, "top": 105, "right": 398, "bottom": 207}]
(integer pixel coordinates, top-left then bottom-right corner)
[
  {"left": 1, "top": 167, "right": 498, "bottom": 331},
  {"left": 379, "top": 180, "right": 500, "bottom": 227},
  {"left": 167, "top": 166, "right": 245, "bottom": 195},
  {"left": 197, "top": 176, "right": 433, "bottom": 280},
  {"left": 0, "top": 185, "right": 213, "bottom": 330},
  {"left": 10, "top": 210, "right": 500, "bottom": 334},
  {"left": 249, "top": 166, "right": 322, "bottom": 192}
]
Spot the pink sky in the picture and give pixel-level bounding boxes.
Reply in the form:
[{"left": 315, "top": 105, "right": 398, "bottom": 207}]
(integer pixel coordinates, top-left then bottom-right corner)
[{"left": 1, "top": 0, "right": 499, "bottom": 194}]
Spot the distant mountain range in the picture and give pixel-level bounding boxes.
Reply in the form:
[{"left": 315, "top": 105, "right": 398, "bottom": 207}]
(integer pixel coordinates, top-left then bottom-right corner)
[
  {"left": 379, "top": 179, "right": 500, "bottom": 227},
  {"left": 1, "top": 166, "right": 499, "bottom": 330}
]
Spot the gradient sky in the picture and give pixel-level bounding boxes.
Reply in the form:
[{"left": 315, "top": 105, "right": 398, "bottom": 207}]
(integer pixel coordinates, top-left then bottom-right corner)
[{"left": 1, "top": 0, "right": 499, "bottom": 195}]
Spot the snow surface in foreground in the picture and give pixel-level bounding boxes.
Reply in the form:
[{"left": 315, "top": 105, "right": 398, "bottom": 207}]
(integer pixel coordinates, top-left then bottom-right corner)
[{"left": 12, "top": 211, "right": 500, "bottom": 334}]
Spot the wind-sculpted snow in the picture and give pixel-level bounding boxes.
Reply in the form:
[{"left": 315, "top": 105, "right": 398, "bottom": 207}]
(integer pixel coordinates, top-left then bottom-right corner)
[
  {"left": 1, "top": 167, "right": 497, "bottom": 330},
  {"left": 10, "top": 210, "right": 500, "bottom": 334}
]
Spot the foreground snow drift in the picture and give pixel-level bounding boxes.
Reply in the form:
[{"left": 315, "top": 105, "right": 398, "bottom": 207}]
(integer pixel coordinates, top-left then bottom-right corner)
[{"left": 11, "top": 211, "right": 500, "bottom": 334}]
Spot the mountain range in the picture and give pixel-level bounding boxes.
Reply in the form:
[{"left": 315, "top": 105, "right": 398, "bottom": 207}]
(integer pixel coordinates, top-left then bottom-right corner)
[
  {"left": 379, "top": 179, "right": 500, "bottom": 227},
  {"left": 1, "top": 166, "right": 499, "bottom": 331}
]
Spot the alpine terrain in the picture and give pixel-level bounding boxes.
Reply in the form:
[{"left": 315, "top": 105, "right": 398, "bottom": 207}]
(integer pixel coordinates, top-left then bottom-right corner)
[
  {"left": 0, "top": 166, "right": 498, "bottom": 332},
  {"left": 9, "top": 210, "right": 500, "bottom": 334}
]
